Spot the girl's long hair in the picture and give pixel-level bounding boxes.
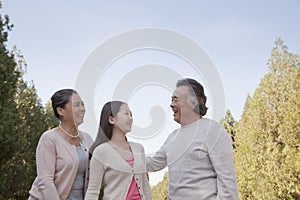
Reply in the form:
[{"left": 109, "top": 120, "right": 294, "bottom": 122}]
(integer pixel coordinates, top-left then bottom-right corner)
[{"left": 89, "top": 101, "right": 126, "bottom": 158}]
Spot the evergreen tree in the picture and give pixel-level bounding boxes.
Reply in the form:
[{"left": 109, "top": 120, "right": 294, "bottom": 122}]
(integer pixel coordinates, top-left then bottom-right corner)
[
  {"left": 0, "top": 1, "right": 19, "bottom": 167},
  {"left": 151, "top": 172, "right": 168, "bottom": 200},
  {"left": 0, "top": 47, "right": 53, "bottom": 199},
  {"left": 0, "top": 3, "right": 58, "bottom": 198},
  {"left": 235, "top": 39, "right": 300, "bottom": 199},
  {"left": 220, "top": 109, "right": 236, "bottom": 148},
  {"left": 10, "top": 79, "right": 48, "bottom": 198},
  {"left": 44, "top": 100, "right": 59, "bottom": 129}
]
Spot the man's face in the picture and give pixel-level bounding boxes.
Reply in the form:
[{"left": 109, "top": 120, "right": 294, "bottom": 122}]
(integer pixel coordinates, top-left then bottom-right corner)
[{"left": 170, "top": 85, "right": 195, "bottom": 125}]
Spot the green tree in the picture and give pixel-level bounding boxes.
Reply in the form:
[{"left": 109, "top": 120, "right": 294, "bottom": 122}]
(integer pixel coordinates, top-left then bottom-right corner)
[
  {"left": 220, "top": 109, "right": 236, "bottom": 148},
  {"left": 235, "top": 39, "right": 300, "bottom": 199},
  {"left": 0, "top": 51, "right": 58, "bottom": 200},
  {"left": 0, "top": 3, "right": 58, "bottom": 198},
  {"left": 0, "top": 48, "right": 52, "bottom": 199},
  {"left": 10, "top": 80, "right": 48, "bottom": 198},
  {"left": 44, "top": 100, "right": 59, "bottom": 129},
  {"left": 151, "top": 172, "right": 168, "bottom": 200},
  {"left": 0, "top": 1, "right": 19, "bottom": 167}
]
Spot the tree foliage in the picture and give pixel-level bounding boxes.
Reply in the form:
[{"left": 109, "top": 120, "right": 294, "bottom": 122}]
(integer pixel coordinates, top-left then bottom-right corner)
[
  {"left": 235, "top": 38, "right": 300, "bottom": 199},
  {"left": 44, "top": 100, "right": 59, "bottom": 129},
  {"left": 151, "top": 172, "right": 168, "bottom": 200},
  {"left": 220, "top": 109, "right": 236, "bottom": 148},
  {"left": 0, "top": 49, "right": 55, "bottom": 199},
  {"left": 0, "top": 3, "right": 19, "bottom": 167},
  {"left": 0, "top": 3, "right": 57, "bottom": 199}
]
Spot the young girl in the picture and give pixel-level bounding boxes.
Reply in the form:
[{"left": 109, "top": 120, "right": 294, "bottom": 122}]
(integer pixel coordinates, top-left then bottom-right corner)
[{"left": 85, "top": 101, "right": 152, "bottom": 200}]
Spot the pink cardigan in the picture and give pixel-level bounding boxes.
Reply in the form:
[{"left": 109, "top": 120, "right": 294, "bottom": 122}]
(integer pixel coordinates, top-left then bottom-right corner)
[{"left": 28, "top": 128, "right": 93, "bottom": 200}]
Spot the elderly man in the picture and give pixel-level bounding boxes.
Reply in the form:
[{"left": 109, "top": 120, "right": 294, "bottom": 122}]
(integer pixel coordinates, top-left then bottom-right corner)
[{"left": 146, "top": 78, "right": 239, "bottom": 199}]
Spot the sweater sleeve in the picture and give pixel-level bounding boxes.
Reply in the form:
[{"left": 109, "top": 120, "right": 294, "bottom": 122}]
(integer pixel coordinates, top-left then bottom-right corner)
[
  {"left": 146, "top": 132, "right": 173, "bottom": 172},
  {"left": 85, "top": 151, "right": 105, "bottom": 200},
  {"left": 35, "top": 134, "right": 60, "bottom": 200},
  {"left": 208, "top": 126, "right": 239, "bottom": 200}
]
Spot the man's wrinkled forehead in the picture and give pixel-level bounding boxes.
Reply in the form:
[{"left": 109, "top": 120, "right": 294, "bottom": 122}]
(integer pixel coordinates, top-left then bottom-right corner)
[{"left": 172, "top": 85, "right": 190, "bottom": 98}]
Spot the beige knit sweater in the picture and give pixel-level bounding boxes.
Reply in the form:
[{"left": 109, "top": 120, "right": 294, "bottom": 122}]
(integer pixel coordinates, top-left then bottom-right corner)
[
  {"left": 28, "top": 128, "right": 94, "bottom": 200},
  {"left": 85, "top": 141, "right": 152, "bottom": 200}
]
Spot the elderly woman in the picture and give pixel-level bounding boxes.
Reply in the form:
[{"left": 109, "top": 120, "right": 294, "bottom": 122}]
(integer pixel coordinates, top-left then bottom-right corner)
[{"left": 28, "top": 89, "right": 93, "bottom": 200}]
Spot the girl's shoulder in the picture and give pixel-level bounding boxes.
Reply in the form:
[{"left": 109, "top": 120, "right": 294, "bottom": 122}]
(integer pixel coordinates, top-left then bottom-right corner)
[
  {"left": 93, "top": 142, "right": 112, "bottom": 154},
  {"left": 128, "top": 141, "right": 144, "bottom": 151}
]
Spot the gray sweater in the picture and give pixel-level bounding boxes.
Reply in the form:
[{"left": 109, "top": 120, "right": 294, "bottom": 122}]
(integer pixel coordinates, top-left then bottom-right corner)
[{"left": 146, "top": 118, "right": 239, "bottom": 200}]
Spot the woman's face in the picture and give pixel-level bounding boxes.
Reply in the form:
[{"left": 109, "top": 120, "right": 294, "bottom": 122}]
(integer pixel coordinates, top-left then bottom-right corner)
[
  {"left": 60, "top": 93, "right": 85, "bottom": 126},
  {"left": 112, "top": 104, "right": 133, "bottom": 134}
]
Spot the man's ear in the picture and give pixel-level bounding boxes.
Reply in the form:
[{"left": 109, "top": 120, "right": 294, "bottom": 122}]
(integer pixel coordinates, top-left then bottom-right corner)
[
  {"left": 108, "top": 116, "right": 114, "bottom": 124},
  {"left": 191, "top": 103, "right": 197, "bottom": 110},
  {"left": 189, "top": 96, "right": 198, "bottom": 109}
]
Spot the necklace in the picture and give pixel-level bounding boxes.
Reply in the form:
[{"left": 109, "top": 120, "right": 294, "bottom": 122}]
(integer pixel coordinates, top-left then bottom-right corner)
[{"left": 59, "top": 124, "right": 79, "bottom": 138}]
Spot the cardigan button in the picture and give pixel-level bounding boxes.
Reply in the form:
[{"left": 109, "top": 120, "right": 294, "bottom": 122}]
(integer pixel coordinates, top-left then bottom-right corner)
[{"left": 136, "top": 177, "right": 138, "bottom": 181}]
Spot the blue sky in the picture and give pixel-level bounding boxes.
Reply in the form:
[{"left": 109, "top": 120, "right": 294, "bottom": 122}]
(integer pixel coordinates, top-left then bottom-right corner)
[{"left": 2, "top": 0, "right": 300, "bottom": 184}]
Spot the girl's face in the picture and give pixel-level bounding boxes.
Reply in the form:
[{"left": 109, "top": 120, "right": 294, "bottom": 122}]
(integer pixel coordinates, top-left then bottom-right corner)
[{"left": 112, "top": 104, "right": 133, "bottom": 134}]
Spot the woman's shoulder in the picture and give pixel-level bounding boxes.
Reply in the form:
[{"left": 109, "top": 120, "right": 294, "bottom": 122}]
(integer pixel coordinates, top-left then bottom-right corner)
[
  {"left": 78, "top": 130, "right": 91, "bottom": 137},
  {"left": 37, "top": 128, "right": 60, "bottom": 146},
  {"left": 40, "top": 128, "right": 59, "bottom": 140},
  {"left": 79, "top": 130, "right": 93, "bottom": 144}
]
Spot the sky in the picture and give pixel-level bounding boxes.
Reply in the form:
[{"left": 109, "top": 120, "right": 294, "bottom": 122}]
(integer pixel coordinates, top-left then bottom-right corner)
[{"left": 1, "top": 0, "right": 300, "bottom": 185}]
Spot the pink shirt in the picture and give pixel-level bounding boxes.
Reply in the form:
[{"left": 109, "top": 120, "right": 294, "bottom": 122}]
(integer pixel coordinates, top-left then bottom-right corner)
[{"left": 125, "top": 156, "right": 142, "bottom": 200}]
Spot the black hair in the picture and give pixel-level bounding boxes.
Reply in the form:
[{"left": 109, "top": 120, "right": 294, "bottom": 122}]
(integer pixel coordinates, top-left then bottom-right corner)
[
  {"left": 176, "top": 78, "right": 208, "bottom": 116},
  {"left": 51, "top": 89, "right": 78, "bottom": 119}
]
